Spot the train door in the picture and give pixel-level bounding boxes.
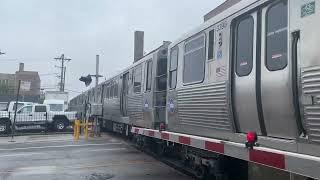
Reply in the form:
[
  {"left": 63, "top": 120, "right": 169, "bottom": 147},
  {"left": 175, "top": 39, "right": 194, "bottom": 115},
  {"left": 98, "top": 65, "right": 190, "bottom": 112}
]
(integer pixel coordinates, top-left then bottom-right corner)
[
  {"left": 121, "top": 72, "right": 129, "bottom": 116},
  {"left": 232, "top": 11, "right": 264, "bottom": 135},
  {"left": 154, "top": 53, "right": 168, "bottom": 128},
  {"left": 260, "top": 1, "right": 298, "bottom": 139},
  {"left": 142, "top": 59, "right": 153, "bottom": 128},
  {"left": 232, "top": 0, "right": 300, "bottom": 139}
]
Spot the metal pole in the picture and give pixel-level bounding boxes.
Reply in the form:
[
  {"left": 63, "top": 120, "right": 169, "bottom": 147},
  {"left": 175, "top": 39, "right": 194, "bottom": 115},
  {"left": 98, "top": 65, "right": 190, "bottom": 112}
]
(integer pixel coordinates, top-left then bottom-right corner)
[
  {"left": 96, "top": 55, "right": 99, "bottom": 87},
  {"left": 63, "top": 66, "right": 66, "bottom": 91},
  {"left": 10, "top": 80, "right": 21, "bottom": 141},
  {"left": 60, "top": 54, "right": 64, "bottom": 92}
]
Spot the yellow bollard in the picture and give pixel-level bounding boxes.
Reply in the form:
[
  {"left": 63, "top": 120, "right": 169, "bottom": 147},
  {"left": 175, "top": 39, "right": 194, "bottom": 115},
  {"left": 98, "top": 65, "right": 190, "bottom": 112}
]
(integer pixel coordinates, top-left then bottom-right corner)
[
  {"left": 84, "top": 119, "right": 89, "bottom": 140},
  {"left": 74, "top": 120, "right": 80, "bottom": 140},
  {"left": 73, "top": 122, "right": 76, "bottom": 138}
]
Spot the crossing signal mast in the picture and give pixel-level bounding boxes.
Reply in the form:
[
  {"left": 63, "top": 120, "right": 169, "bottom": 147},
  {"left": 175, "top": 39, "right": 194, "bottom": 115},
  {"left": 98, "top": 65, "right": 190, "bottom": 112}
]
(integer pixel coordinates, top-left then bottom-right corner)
[{"left": 79, "top": 55, "right": 102, "bottom": 87}]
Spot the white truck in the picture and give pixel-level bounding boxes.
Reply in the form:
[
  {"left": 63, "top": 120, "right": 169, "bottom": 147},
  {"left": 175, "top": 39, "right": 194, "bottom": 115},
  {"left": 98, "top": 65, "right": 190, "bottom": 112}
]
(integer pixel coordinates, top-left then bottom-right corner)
[
  {"left": 43, "top": 99, "right": 65, "bottom": 112},
  {"left": 0, "top": 103, "right": 77, "bottom": 134},
  {"left": 44, "top": 91, "right": 69, "bottom": 111}
]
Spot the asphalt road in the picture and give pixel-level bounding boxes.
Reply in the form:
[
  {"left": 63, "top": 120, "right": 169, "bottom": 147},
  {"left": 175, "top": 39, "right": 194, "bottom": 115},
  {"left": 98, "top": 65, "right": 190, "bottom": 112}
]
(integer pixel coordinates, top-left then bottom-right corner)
[{"left": 0, "top": 133, "right": 192, "bottom": 180}]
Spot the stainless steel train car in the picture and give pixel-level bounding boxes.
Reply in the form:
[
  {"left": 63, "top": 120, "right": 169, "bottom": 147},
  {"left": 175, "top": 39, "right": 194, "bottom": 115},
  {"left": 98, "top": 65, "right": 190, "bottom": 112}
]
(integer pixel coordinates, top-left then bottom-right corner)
[
  {"left": 167, "top": 0, "right": 320, "bottom": 157},
  {"left": 102, "top": 41, "right": 170, "bottom": 133},
  {"left": 71, "top": 41, "right": 170, "bottom": 133},
  {"left": 70, "top": 0, "right": 320, "bottom": 179}
]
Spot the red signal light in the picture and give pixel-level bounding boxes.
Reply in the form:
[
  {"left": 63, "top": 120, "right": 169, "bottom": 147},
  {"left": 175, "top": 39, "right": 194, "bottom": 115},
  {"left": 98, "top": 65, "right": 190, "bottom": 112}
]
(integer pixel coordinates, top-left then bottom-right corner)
[
  {"left": 159, "top": 122, "right": 165, "bottom": 131},
  {"left": 247, "top": 131, "right": 257, "bottom": 143},
  {"left": 246, "top": 131, "right": 257, "bottom": 149}
]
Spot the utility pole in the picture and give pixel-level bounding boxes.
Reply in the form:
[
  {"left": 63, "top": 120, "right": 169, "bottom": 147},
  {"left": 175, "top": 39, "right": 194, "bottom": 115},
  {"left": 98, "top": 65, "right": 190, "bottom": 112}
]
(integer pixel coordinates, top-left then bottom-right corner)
[
  {"left": 63, "top": 66, "right": 66, "bottom": 91},
  {"left": 54, "top": 54, "right": 71, "bottom": 92}
]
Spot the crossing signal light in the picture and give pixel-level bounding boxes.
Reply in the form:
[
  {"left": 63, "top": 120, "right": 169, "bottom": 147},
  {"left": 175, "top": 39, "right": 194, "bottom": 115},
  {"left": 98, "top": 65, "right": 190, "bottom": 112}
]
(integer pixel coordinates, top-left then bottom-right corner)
[
  {"left": 245, "top": 131, "right": 258, "bottom": 149},
  {"left": 79, "top": 75, "right": 92, "bottom": 87}
]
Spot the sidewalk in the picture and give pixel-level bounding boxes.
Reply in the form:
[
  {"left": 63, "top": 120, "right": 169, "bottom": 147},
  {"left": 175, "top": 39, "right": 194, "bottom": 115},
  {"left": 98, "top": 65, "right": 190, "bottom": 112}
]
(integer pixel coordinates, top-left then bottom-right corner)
[
  {"left": 0, "top": 133, "right": 113, "bottom": 145},
  {"left": 0, "top": 134, "right": 74, "bottom": 145}
]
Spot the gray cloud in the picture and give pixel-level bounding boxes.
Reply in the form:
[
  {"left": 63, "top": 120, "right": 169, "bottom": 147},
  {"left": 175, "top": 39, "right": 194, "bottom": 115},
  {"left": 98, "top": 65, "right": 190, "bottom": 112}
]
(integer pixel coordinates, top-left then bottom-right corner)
[{"left": 0, "top": 0, "right": 224, "bottom": 98}]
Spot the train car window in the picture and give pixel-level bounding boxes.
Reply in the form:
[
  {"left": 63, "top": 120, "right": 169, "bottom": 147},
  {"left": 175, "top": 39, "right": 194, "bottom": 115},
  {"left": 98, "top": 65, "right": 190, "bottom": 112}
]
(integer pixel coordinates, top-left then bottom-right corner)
[
  {"left": 156, "top": 58, "right": 167, "bottom": 91},
  {"left": 110, "top": 83, "right": 114, "bottom": 98},
  {"left": 183, "top": 35, "right": 206, "bottom": 84},
  {"left": 266, "top": 1, "right": 288, "bottom": 71},
  {"left": 134, "top": 65, "right": 142, "bottom": 93},
  {"left": 157, "top": 58, "right": 167, "bottom": 76},
  {"left": 208, "top": 29, "right": 215, "bottom": 60},
  {"left": 169, "top": 47, "right": 178, "bottom": 89},
  {"left": 145, "top": 60, "right": 152, "bottom": 91},
  {"left": 235, "top": 16, "right": 254, "bottom": 77},
  {"left": 103, "top": 84, "right": 107, "bottom": 99},
  {"left": 106, "top": 86, "right": 110, "bottom": 99},
  {"left": 113, "top": 83, "right": 118, "bottom": 98}
]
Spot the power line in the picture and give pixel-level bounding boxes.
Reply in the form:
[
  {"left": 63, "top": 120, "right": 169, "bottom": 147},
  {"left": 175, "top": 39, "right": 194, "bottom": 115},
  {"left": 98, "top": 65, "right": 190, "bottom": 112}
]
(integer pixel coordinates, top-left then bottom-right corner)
[{"left": 54, "top": 54, "right": 71, "bottom": 92}]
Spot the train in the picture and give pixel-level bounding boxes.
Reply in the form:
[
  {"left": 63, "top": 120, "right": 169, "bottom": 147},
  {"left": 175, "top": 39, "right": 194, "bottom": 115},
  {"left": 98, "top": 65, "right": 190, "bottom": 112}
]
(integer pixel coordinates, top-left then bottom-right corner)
[{"left": 69, "top": 0, "right": 320, "bottom": 179}]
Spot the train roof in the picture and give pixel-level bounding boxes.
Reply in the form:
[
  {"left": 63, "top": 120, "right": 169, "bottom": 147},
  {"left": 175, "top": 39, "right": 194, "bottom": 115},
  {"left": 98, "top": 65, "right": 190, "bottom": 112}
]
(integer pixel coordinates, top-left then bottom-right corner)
[
  {"left": 169, "top": 0, "right": 259, "bottom": 49},
  {"left": 204, "top": 0, "right": 242, "bottom": 22}
]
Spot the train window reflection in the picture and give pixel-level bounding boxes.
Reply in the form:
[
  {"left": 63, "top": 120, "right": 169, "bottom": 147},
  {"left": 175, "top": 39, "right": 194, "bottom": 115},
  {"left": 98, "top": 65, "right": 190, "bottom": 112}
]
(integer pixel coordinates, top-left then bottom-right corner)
[
  {"left": 183, "top": 35, "right": 205, "bottom": 84},
  {"left": 208, "top": 29, "right": 215, "bottom": 60},
  {"left": 133, "top": 65, "right": 142, "bottom": 93},
  {"left": 266, "top": 1, "right": 288, "bottom": 71},
  {"left": 235, "top": 16, "right": 254, "bottom": 77},
  {"left": 169, "top": 47, "right": 178, "bottom": 89},
  {"left": 145, "top": 60, "right": 152, "bottom": 91}
]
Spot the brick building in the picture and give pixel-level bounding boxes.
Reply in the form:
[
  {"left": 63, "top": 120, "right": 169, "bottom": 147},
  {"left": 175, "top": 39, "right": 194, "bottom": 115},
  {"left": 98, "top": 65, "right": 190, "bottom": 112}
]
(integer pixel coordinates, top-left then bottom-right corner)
[{"left": 0, "top": 63, "right": 41, "bottom": 103}]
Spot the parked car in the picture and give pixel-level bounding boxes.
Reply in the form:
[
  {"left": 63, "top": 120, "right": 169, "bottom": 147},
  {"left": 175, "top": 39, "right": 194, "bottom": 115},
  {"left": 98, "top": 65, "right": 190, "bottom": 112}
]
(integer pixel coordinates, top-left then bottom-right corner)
[{"left": 0, "top": 104, "right": 77, "bottom": 134}]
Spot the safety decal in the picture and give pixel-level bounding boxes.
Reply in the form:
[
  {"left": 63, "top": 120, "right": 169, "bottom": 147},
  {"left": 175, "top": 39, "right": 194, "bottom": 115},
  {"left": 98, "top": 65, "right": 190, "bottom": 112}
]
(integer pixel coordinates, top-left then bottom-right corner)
[
  {"left": 144, "top": 100, "right": 149, "bottom": 109},
  {"left": 169, "top": 99, "right": 175, "bottom": 113},
  {"left": 301, "top": 1, "right": 315, "bottom": 18},
  {"left": 217, "top": 50, "right": 223, "bottom": 60}
]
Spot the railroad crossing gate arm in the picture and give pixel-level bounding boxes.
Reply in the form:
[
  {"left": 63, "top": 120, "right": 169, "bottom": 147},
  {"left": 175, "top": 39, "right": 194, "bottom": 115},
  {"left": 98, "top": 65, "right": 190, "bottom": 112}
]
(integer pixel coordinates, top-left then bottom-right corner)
[{"left": 131, "top": 127, "right": 320, "bottom": 179}]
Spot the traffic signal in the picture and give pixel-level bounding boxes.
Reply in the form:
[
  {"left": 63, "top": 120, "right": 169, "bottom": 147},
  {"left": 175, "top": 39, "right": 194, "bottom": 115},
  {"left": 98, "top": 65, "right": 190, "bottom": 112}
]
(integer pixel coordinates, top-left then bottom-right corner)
[{"left": 79, "top": 75, "right": 92, "bottom": 87}]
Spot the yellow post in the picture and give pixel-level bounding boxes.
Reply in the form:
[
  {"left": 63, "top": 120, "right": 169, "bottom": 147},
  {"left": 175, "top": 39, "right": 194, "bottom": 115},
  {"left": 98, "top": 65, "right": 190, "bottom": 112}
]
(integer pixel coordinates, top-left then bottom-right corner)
[
  {"left": 73, "top": 121, "right": 77, "bottom": 138},
  {"left": 84, "top": 119, "right": 89, "bottom": 139},
  {"left": 77, "top": 120, "right": 80, "bottom": 140},
  {"left": 74, "top": 120, "right": 80, "bottom": 140}
]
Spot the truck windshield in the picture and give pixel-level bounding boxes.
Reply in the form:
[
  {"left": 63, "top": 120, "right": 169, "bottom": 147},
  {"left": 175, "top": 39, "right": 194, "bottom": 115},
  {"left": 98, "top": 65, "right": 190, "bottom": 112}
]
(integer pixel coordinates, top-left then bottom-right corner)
[
  {"left": 49, "top": 104, "right": 63, "bottom": 112},
  {"left": 13, "top": 103, "right": 25, "bottom": 111}
]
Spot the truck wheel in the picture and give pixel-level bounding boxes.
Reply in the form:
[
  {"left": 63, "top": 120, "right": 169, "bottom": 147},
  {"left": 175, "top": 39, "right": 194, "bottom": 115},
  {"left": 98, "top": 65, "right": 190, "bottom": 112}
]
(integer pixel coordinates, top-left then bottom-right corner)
[
  {"left": 54, "top": 119, "right": 67, "bottom": 132},
  {"left": 0, "top": 120, "right": 10, "bottom": 134}
]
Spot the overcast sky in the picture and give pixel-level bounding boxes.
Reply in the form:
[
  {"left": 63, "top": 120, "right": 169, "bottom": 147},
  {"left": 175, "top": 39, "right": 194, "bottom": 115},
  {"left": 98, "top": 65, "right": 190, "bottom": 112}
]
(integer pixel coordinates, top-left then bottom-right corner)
[{"left": 0, "top": 0, "right": 224, "bottom": 98}]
